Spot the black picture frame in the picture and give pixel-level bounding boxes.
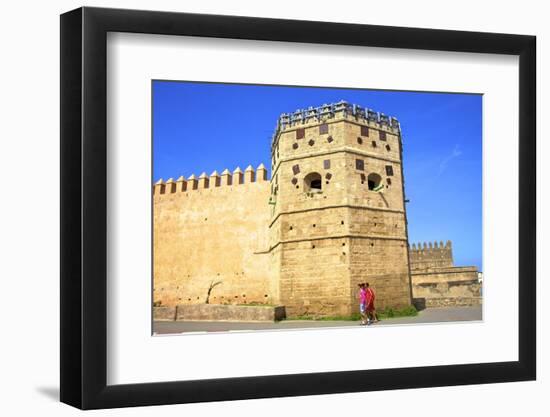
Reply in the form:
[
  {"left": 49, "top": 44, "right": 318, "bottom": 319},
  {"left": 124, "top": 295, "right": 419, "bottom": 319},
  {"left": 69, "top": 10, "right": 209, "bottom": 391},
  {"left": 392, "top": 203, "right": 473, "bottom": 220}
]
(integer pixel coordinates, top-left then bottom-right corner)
[{"left": 60, "top": 6, "right": 536, "bottom": 410}]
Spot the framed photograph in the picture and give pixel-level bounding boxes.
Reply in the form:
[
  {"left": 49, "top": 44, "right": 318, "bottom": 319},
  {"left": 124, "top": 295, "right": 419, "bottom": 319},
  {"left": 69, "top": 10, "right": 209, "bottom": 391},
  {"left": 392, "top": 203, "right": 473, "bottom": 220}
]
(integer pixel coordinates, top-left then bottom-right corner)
[{"left": 60, "top": 6, "right": 536, "bottom": 410}]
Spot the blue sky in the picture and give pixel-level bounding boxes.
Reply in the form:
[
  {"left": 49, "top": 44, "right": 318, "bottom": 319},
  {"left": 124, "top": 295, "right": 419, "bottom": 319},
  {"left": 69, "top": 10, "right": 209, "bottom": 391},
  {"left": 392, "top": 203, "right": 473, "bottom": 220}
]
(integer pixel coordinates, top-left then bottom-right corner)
[{"left": 153, "top": 81, "right": 482, "bottom": 270}]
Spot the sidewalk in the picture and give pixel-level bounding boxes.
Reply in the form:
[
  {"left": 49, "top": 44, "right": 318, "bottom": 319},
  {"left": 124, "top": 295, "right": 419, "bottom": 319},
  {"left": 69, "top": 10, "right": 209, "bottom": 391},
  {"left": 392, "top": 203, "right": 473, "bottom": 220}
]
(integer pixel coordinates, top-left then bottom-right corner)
[{"left": 153, "top": 306, "right": 482, "bottom": 335}]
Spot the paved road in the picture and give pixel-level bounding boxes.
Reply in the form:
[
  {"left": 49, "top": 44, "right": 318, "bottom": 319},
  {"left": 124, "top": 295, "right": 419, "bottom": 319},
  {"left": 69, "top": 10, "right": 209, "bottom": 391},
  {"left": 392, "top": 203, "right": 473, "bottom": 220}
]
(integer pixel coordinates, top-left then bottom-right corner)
[{"left": 153, "top": 306, "right": 482, "bottom": 335}]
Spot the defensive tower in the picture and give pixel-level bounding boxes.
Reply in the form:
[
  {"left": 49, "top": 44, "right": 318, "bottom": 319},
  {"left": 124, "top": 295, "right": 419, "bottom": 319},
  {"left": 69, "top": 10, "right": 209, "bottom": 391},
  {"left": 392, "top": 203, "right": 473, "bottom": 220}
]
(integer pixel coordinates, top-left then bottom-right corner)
[{"left": 268, "top": 101, "right": 412, "bottom": 316}]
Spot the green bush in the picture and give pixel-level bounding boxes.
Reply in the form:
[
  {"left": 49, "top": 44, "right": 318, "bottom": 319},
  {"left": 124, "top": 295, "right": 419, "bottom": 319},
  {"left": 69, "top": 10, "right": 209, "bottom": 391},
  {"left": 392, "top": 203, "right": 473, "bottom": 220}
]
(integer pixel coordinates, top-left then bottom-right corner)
[{"left": 378, "top": 305, "right": 418, "bottom": 319}]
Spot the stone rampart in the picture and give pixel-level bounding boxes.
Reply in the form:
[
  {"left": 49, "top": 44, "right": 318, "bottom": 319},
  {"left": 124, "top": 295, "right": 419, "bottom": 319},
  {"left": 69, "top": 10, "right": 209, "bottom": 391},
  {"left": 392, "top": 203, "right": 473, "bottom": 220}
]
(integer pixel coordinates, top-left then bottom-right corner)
[
  {"left": 409, "top": 240, "right": 454, "bottom": 271},
  {"left": 153, "top": 165, "right": 274, "bottom": 307},
  {"left": 409, "top": 240, "right": 480, "bottom": 308}
]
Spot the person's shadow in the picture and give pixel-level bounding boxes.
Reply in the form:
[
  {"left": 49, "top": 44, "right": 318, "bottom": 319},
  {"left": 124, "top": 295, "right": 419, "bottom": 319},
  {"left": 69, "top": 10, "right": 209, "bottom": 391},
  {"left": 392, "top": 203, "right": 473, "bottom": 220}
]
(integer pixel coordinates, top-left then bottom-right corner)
[{"left": 35, "top": 386, "right": 59, "bottom": 401}]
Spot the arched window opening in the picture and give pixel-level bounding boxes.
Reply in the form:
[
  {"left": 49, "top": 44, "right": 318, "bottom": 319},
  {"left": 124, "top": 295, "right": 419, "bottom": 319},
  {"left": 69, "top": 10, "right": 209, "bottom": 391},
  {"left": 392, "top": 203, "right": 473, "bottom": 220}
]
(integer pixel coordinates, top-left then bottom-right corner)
[
  {"left": 304, "top": 172, "right": 322, "bottom": 192},
  {"left": 367, "top": 173, "right": 382, "bottom": 191}
]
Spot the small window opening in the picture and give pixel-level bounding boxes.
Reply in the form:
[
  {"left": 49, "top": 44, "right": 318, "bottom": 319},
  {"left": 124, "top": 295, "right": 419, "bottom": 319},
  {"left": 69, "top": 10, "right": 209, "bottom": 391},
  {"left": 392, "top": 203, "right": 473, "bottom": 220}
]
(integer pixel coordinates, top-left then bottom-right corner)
[
  {"left": 355, "top": 159, "right": 365, "bottom": 171},
  {"left": 327, "top": 136, "right": 334, "bottom": 143},
  {"left": 361, "top": 125, "right": 369, "bottom": 136},
  {"left": 319, "top": 124, "right": 328, "bottom": 134},
  {"left": 296, "top": 128, "right": 305, "bottom": 139},
  {"left": 379, "top": 131, "right": 387, "bottom": 141},
  {"left": 357, "top": 137, "right": 363, "bottom": 144},
  {"left": 385, "top": 144, "right": 391, "bottom": 151}
]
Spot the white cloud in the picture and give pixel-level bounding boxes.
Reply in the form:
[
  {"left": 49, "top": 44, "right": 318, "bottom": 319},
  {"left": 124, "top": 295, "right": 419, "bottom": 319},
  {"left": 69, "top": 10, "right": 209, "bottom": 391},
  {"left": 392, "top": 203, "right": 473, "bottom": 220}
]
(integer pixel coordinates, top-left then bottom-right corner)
[{"left": 438, "top": 144, "right": 462, "bottom": 176}]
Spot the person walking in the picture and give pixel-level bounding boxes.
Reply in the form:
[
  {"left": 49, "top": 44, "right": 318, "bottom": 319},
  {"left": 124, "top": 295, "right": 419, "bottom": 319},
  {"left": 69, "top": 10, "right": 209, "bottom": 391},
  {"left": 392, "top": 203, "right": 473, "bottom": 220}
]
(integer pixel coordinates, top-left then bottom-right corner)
[
  {"left": 365, "top": 282, "right": 379, "bottom": 324},
  {"left": 358, "top": 283, "right": 368, "bottom": 325}
]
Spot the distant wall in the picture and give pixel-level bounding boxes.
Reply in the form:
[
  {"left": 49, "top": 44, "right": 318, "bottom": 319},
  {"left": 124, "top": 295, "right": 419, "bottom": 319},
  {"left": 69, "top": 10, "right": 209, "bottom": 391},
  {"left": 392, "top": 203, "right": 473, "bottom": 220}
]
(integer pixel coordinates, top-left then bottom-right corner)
[
  {"left": 409, "top": 240, "right": 480, "bottom": 307},
  {"left": 153, "top": 166, "right": 274, "bottom": 307},
  {"left": 409, "top": 240, "right": 454, "bottom": 271},
  {"left": 411, "top": 266, "right": 479, "bottom": 284},
  {"left": 411, "top": 263, "right": 480, "bottom": 307},
  {"left": 424, "top": 297, "right": 482, "bottom": 308},
  {"left": 413, "top": 278, "right": 480, "bottom": 299}
]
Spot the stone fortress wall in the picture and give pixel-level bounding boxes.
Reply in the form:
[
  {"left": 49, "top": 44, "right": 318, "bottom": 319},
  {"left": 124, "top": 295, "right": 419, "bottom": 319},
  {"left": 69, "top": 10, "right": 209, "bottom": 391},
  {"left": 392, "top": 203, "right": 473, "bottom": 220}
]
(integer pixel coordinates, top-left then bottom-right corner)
[
  {"left": 409, "top": 240, "right": 454, "bottom": 271},
  {"left": 409, "top": 241, "right": 481, "bottom": 307},
  {"left": 153, "top": 165, "right": 275, "bottom": 307}
]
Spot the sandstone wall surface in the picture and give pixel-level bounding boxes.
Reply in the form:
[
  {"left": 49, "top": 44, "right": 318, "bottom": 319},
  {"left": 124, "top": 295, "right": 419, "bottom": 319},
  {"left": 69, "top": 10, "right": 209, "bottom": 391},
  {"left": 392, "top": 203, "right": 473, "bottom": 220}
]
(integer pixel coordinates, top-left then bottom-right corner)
[
  {"left": 153, "top": 176, "right": 273, "bottom": 307},
  {"left": 411, "top": 266, "right": 478, "bottom": 284}
]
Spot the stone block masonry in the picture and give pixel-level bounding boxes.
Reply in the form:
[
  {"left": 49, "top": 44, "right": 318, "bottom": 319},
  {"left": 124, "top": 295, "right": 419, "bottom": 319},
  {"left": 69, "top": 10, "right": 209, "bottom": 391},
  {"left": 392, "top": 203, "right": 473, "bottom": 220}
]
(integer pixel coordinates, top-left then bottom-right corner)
[{"left": 153, "top": 164, "right": 274, "bottom": 308}]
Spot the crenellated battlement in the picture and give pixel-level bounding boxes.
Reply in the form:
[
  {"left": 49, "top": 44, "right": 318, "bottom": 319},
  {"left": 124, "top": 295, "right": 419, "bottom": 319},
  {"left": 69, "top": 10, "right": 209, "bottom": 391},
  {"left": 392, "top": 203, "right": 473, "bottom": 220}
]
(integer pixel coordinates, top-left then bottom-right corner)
[
  {"left": 153, "top": 164, "right": 269, "bottom": 196},
  {"left": 409, "top": 240, "right": 452, "bottom": 251},
  {"left": 271, "top": 100, "right": 400, "bottom": 148},
  {"left": 408, "top": 240, "right": 454, "bottom": 271}
]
